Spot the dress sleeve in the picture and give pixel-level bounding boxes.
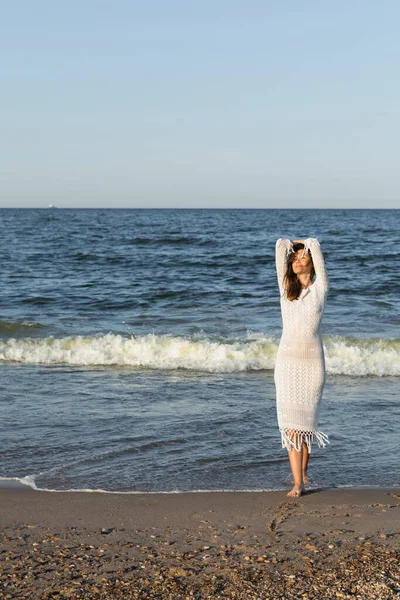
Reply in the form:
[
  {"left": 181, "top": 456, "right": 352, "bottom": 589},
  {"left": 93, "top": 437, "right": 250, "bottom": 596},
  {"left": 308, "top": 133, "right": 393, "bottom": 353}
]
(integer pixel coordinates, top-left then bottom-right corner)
[
  {"left": 275, "top": 238, "right": 293, "bottom": 295},
  {"left": 303, "top": 238, "right": 329, "bottom": 293}
]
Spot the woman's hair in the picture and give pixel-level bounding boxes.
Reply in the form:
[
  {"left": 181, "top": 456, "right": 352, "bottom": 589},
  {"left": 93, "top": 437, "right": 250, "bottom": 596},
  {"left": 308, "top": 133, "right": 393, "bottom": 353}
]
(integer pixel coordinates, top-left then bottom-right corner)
[{"left": 284, "top": 243, "right": 315, "bottom": 301}]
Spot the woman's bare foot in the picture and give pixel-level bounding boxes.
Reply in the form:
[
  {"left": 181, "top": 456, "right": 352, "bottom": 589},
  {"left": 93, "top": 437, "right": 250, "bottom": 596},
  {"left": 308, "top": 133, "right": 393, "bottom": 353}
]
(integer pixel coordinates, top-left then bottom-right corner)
[
  {"left": 287, "top": 484, "right": 304, "bottom": 497},
  {"left": 303, "top": 474, "right": 310, "bottom": 485}
]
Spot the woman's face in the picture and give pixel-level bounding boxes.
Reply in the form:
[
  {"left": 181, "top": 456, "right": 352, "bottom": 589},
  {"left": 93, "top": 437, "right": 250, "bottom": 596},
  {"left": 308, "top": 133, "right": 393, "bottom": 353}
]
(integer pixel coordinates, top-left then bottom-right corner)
[{"left": 292, "top": 249, "right": 312, "bottom": 275}]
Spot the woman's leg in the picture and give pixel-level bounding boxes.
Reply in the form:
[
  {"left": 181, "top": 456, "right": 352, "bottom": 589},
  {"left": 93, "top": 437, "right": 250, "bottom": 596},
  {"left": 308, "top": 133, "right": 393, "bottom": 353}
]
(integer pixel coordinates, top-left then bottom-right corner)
[
  {"left": 286, "top": 431, "right": 304, "bottom": 497},
  {"left": 302, "top": 442, "right": 310, "bottom": 484},
  {"left": 287, "top": 448, "right": 304, "bottom": 497}
]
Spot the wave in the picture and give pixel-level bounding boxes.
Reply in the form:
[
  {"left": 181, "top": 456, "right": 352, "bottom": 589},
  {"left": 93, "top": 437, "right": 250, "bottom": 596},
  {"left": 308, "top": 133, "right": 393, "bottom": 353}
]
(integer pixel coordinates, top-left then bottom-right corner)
[
  {"left": 0, "top": 333, "right": 398, "bottom": 376},
  {"left": 0, "top": 320, "right": 43, "bottom": 334},
  {"left": 0, "top": 476, "right": 288, "bottom": 493}
]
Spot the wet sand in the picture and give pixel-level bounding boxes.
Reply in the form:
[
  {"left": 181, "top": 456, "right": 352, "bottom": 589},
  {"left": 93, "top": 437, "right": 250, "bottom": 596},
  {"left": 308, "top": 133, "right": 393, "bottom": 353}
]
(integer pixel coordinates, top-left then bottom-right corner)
[{"left": 0, "top": 486, "right": 399, "bottom": 599}]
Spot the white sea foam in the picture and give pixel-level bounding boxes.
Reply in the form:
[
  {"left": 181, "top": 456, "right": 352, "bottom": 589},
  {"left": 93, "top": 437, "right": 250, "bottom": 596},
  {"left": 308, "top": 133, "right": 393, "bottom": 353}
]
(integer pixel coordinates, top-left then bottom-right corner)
[
  {"left": 0, "top": 477, "right": 284, "bottom": 493},
  {"left": 0, "top": 476, "right": 39, "bottom": 490},
  {"left": 0, "top": 333, "right": 398, "bottom": 376}
]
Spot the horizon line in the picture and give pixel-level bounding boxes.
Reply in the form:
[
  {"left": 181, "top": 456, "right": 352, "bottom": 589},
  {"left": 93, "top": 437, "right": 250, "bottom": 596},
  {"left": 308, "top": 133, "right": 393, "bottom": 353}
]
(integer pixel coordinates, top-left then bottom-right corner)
[{"left": 0, "top": 206, "right": 398, "bottom": 211}]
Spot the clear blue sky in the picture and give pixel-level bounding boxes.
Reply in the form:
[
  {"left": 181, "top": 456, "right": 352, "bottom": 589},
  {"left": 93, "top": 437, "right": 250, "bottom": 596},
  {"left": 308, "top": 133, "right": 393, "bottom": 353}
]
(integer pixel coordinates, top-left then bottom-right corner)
[{"left": 1, "top": 1, "right": 399, "bottom": 208}]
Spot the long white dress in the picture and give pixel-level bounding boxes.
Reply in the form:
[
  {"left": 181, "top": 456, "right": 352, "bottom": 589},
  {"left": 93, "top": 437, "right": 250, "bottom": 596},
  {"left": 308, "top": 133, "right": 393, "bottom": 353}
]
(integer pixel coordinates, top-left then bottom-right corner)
[{"left": 274, "top": 238, "right": 329, "bottom": 452}]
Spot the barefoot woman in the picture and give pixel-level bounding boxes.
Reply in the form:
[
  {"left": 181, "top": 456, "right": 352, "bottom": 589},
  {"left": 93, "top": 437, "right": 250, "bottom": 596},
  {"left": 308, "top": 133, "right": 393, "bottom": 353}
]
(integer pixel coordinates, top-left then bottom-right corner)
[{"left": 274, "top": 238, "right": 329, "bottom": 497}]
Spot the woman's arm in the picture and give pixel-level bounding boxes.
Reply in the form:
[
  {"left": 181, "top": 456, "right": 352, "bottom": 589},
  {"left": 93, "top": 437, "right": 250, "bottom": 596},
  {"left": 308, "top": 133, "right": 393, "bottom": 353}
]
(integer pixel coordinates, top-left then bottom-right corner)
[
  {"left": 303, "top": 238, "right": 329, "bottom": 293},
  {"left": 275, "top": 238, "right": 293, "bottom": 294}
]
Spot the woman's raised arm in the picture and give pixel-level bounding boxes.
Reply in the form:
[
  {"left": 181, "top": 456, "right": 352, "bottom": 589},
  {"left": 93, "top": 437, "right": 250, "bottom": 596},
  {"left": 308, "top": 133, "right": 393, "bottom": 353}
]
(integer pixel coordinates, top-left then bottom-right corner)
[
  {"left": 275, "top": 238, "right": 293, "bottom": 294},
  {"left": 303, "top": 238, "right": 329, "bottom": 293}
]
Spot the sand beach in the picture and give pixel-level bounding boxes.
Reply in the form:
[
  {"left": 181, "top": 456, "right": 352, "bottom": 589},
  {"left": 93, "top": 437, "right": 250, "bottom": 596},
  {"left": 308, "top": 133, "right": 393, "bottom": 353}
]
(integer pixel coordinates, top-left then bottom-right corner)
[{"left": 0, "top": 485, "right": 399, "bottom": 599}]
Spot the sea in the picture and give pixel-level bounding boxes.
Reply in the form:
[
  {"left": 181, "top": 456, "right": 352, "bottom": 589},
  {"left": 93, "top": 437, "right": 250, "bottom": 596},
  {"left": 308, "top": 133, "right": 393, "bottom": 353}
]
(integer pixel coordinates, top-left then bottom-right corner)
[{"left": 0, "top": 208, "right": 399, "bottom": 493}]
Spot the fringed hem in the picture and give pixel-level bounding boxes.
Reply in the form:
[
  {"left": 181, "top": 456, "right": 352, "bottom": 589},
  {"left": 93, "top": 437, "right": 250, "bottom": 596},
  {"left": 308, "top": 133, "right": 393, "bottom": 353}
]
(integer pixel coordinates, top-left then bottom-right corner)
[{"left": 280, "top": 428, "right": 329, "bottom": 453}]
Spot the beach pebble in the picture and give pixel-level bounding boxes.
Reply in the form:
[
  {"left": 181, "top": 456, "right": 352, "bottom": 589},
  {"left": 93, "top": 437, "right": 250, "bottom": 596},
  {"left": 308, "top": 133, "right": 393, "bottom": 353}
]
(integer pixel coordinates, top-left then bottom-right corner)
[{"left": 1, "top": 514, "right": 399, "bottom": 600}]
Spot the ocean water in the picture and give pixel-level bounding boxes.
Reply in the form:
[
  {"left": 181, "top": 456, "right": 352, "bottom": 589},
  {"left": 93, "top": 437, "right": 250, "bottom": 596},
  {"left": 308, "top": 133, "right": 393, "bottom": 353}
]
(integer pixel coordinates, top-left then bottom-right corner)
[{"left": 0, "top": 208, "right": 399, "bottom": 493}]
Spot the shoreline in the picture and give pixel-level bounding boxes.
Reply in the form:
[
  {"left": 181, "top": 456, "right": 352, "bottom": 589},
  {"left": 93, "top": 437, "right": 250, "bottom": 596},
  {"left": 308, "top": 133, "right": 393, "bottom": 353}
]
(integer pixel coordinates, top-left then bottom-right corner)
[
  {"left": 1, "top": 486, "right": 399, "bottom": 598},
  {"left": 1, "top": 476, "right": 398, "bottom": 494}
]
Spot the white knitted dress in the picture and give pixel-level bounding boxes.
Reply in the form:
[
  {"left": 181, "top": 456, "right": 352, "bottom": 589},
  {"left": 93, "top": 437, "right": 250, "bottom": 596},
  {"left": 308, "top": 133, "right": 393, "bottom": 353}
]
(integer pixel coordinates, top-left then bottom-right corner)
[{"left": 274, "top": 238, "right": 329, "bottom": 452}]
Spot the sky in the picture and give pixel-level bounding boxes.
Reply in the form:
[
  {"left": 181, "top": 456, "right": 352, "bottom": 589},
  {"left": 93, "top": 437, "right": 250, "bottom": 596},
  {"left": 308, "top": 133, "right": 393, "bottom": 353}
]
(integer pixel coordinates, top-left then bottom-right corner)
[{"left": 1, "top": 1, "right": 400, "bottom": 208}]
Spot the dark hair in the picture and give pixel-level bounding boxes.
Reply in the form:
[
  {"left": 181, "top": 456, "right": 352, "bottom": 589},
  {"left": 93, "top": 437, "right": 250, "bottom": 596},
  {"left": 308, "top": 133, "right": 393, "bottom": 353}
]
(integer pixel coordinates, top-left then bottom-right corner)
[{"left": 284, "top": 243, "right": 315, "bottom": 301}]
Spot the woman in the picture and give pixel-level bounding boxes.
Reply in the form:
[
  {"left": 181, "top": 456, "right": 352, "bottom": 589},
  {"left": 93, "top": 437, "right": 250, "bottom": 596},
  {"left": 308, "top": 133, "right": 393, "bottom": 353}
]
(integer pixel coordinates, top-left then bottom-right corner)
[{"left": 274, "top": 238, "right": 329, "bottom": 497}]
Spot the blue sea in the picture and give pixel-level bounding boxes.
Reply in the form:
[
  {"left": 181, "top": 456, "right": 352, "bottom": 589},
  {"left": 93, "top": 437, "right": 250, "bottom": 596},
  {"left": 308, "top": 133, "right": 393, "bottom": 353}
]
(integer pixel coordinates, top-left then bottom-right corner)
[{"left": 0, "top": 208, "right": 399, "bottom": 493}]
